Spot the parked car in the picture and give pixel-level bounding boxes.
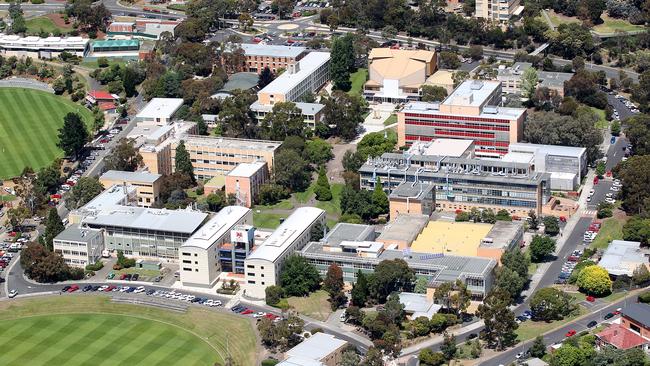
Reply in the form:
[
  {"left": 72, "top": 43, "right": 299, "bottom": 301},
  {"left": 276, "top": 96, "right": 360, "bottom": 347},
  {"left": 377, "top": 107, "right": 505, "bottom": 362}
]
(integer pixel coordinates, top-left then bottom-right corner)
[
  {"left": 61, "top": 285, "right": 71, "bottom": 292},
  {"left": 587, "top": 320, "right": 598, "bottom": 328},
  {"left": 119, "top": 273, "right": 127, "bottom": 280},
  {"left": 241, "top": 309, "right": 254, "bottom": 315},
  {"left": 604, "top": 313, "right": 614, "bottom": 320},
  {"left": 586, "top": 296, "right": 595, "bottom": 302},
  {"left": 67, "top": 284, "right": 79, "bottom": 292},
  {"left": 107, "top": 272, "right": 115, "bottom": 279},
  {"left": 82, "top": 285, "right": 93, "bottom": 292},
  {"left": 565, "top": 329, "right": 577, "bottom": 337},
  {"left": 8, "top": 289, "right": 17, "bottom": 298},
  {"left": 131, "top": 274, "right": 139, "bottom": 281}
]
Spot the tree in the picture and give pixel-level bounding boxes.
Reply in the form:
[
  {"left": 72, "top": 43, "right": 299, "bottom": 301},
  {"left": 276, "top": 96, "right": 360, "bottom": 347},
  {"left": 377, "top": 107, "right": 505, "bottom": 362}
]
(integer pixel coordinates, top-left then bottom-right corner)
[
  {"left": 351, "top": 270, "right": 369, "bottom": 306},
  {"left": 543, "top": 216, "right": 560, "bottom": 236},
  {"left": 273, "top": 149, "right": 311, "bottom": 192},
  {"left": 625, "top": 115, "right": 650, "bottom": 156},
  {"left": 521, "top": 67, "right": 539, "bottom": 99},
  {"left": 104, "top": 138, "right": 143, "bottom": 172},
  {"left": 263, "top": 102, "right": 305, "bottom": 141},
  {"left": 265, "top": 285, "right": 285, "bottom": 306},
  {"left": 623, "top": 216, "right": 650, "bottom": 246},
  {"left": 258, "top": 66, "right": 274, "bottom": 89},
  {"left": 7, "top": 206, "right": 30, "bottom": 229},
  {"left": 419, "top": 349, "right": 446, "bottom": 366},
  {"left": 616, "top": 155, "right": 650, "bottom": 216},
  {"left": 549, "top": 344, "right": 589, "bottom": 366},
  {"left": 259, "top": 183, "right": 290, "bottom": 205},
  {"left": 280, "top": 255, "right": 321, "bottom": 296},
  {"left": 305, "top": 139, "right": 333, "bottom": 166},
  {"left": 495, "top": 209, "right": 512, "bottom": 221},
  {"left": 611, "top": 120, "right": 621, "bottom": 136},
  {"left": 324, "top": 264, "right": 347, "bottom": 310},
  {"left": 529, "top": 335, "right": 546, "bottom": 358},
  {"left": 633, "top": 265, "right": 650, "bottom": 286},
  {"left": 530, "top": 287, "right": 575, "bottom": 321},
  {"left": 421, "top": 85, "right": 448, "bottom": 102},
  {"left": 501, "top": 247, "right": 530, "bottom": 279},
  {"left": 441, "top": 332, "right": 457, "bottom": 360},
  {"left": 528, "top": 210, "right": 539, "bottom": 230},
  {"left": 576, "top": 265, "right": 612, "bottom": 296},
  {"left": 439, "top": 51, "right": 460, "bottom": 69},
  {"left": 64, "top": 177, "right": 103, "bottom": 210},
  {"left": 414, "top": 276, "right": 428, "bottom": 294},
  {"left": 314, "top": 167, "right": 333, "bottom": 201},
  {"left": 477, "top": 288, "right": 518, "bottom": 350},
  {"left": 468, "top": 45, "right": 483, "bottom": 61},
  {"left": 371, "top": 178, "right": 389, "bottom": 216},
  {"left": 357, "top": 130, "right": 397, "bottom": 159},
  {"left": 340, "top": 349, "right": 361, "bottom": 366},
  {"left": 494, "top": 267, "right": 526, "bottom": 303},
  {"left": 41, "top": 208, "right": 64, "bottom": 251},
  {"left": 174, "top": 140, "right": 195, "bottom": 183},
  {"left": 524, "top": 110, "right": 603, "bottom": 164},
  {"left": 323, "top": 91, "right": 365, "bottom": 140},
  {"left": 530, "top": 235, "right": 556, "bottom": 262},
  {"left": 360, "top": 347, "right": 385, "bottom": 366},
  {"left": 370, "top": 259, "right": 415, "bottom": 302},
  {"left": 331, "top": 34, "right": 354, "bottom": 91},
  {"left": 57, "top": 113, "right": 88, "bottom": 158},
  {"left": 342, "top": 150, "right": 365, "bottom": 172},
  {"left": 452, "top": 70, "right": 470, "bottom": 88},
  {"left": 206, "top": 192, "right": 225, "bottom": 212}
]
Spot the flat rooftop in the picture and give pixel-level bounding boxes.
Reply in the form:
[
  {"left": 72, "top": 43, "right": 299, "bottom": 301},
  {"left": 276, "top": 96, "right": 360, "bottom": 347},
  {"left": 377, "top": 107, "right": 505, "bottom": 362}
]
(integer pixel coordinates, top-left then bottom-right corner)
[
  {"left": 538, "top": 71, "right": 573, "bottom": 89},
  {"left": 599, "top": 240, "right": 649, "bottom": 276},
  {"left": 285, "top": 332, "right": 347, "bottom": 362},
  {"left": 324, "top": 223, "right": 375, "bottom": 246},
  {"left": 247, "top": 207, "right": 325, "bottom": 263},
  {"left": 136, "top": 98, "right": 184, "bottom": 120},
  {"left": 83, "top": 206, "right": 208, "bottom": 234},
  {"left": 403, "top": 100, "right": 525, "bottom": 120},
  {"left": 481, "top": 220, "right": 524, "bottom": 249},
  {"left": 508, "top": 142, "right": 586, "bottom": 158},
  {"left": 377, "top": 214, "right": 429, "bottom": 245},
  {"left": 442, "top": 80, "right": 500, "bottom": 108},
  {"left": 241, "top": 43, "right": 306, "bottom": 58},
  {"left": 411, "top": 221, "right": 492, "bottom": 256},
  {"left": 182, "top": 206, "right": 251, "bottom": 250},
  {"left": 182, "top": 135, "right": 282, "bottom": 152},
  {"left": 54, "top": 225, "right": 103, "bottom": 243},
  {"left": 221, "top": 72, "right": 258, "bottom": 92},
  {"left": 389, "top": 181, "right": 434, "bottom": 201},
  {"left": 100, "top": 170, "right": 161, "bottom": 184},
  {"left": 407, "top": 139, "right": 474, "bottom": 158},
  {"left": 251, "top": 101, "right": 325, "bottom": 116},
  {"left": 227, "top": 162, "right": 267, "bottom": 178},
  {"left": 258, "top": 52, "right": 330, "bottom": 95}
]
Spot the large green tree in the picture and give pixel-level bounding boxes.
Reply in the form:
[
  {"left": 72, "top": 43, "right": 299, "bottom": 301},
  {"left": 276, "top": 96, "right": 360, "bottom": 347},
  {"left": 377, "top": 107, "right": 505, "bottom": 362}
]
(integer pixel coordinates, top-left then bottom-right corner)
[
  {"left": 331, "top": 34, "right": 354, "bottom": 91},
  {"left": 262, "top": 102, "right": 306, "bottom": 141},
  {"left": 616, "top": 155, "right": 650, "bottom": 216},
  {"left": 41, "top": 208, "right": 64, "bottom": 251},
  {"left": 314, "top": 166, "right": 332, "bottom": 201},
  {"left": 174, "top": 140, "right": 195, "bottom": 183},
  {"left": 104, "top": 138, "right": 143, "bottom": 172},
  {"left": 64, "top": 177, "right": 103, "bottom": 210},
  {"left": 57, "top": 112, "right": 88, "bottom": 158},
  {"left": 576, "top": 265, "right": 612, "bottom": 296},
  {"left": 279, "top": 255, "right": 321, "bottom": 296},
  {"left": 530, "top": 287, "right": 576, "bottom": 321},
  {"left": 530, "top": 235, "right": 556, "bottom": 262},
  {"left": 323, "top": 91, "right": 366, "bottom": 140},
  {"left": 521, "top": 67, "right": 539, "bottom": 99},
  {"left": 625, "top": 114, "right": 650, "bottom": 155},
  {"left": 273, "top": 149, "right": 311, "bottom": 192},
  {"left": 421, "top": 85, "right": 448, "bottom": 102},
  {"left": 623, "top": 216, "right": 650, "bottom": 246},
  {"left": 370, "top": 259, "right": 415, "bottom": 302},
  {"left": 477, "top": 288, "right": 518, "bottom": 350}
]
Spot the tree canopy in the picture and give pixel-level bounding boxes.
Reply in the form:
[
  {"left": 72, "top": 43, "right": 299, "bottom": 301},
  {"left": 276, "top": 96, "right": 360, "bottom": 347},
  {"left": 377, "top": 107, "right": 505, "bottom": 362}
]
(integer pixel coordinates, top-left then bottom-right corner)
[
  {"left": 576, "top": 265, "right": 612, "bottom": 296},
  {"left": 57, "top": 112, "right": 88, "bottom": 158},
  {"left": 104, "top": 138, "right": 143, "bottom": 172},
  {"left": 279, "top": 255, "right": 321, "bottom": 296}
]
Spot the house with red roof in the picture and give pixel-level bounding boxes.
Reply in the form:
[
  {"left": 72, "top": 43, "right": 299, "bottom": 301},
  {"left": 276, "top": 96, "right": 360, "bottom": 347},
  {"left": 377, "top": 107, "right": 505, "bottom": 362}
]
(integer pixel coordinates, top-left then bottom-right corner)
[
  {"left": 86, "top": 90, "right": 118, "bottom": 105},
  {"left": 596, "top": 303, "right": 650, "bottom": 352}
]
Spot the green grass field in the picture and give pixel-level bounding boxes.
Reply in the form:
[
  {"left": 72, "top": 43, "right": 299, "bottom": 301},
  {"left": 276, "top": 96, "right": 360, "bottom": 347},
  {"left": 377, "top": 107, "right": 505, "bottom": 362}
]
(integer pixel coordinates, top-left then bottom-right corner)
[
  {"left": 348, "top": 68, "right": 368, "bottom": 96},
  {"left": 287, "top": 290, "right": 332, "bottom": 321},
  {"left": 25, "top": 16, "right": 72, "bottom": 35},
  {"left": 0, "top": 296, "right": 258, "bottom": 365},
  {"left": 0, "top": 88, "right": 93, "bottom": 179},
  {"left": 590, "top": 216, "right": 626, "bottom": 250}
]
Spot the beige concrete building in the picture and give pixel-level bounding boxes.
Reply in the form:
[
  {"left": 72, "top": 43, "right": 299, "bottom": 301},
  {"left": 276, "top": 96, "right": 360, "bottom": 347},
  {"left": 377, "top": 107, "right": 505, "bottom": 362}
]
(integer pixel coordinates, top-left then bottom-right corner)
[
  {"left": 99, "top": 170, "right": 162, "bottom": 208},
  {"left": 134, "top": 121, "right": 197, "bottom": 175},
  {"left": 135, "top": 98, "right": 184, "bottom": 125},
  {"left": 475, "top": 0, "right": 524, "bottom": 22},
  {"left": 364, "top": 48, "right": 437, "bottom": 102},
  {"left": 225, "top": 162, "right": 269, "bottom": 208},
  {"left": 389, "top": 181, "right": 435, "bottom": 218},
  {"left": 279, "top": 332, "right": 349, "bottom": 366},
  {"left": 426, "top": 70, "right": 456, "bottom": 94}
]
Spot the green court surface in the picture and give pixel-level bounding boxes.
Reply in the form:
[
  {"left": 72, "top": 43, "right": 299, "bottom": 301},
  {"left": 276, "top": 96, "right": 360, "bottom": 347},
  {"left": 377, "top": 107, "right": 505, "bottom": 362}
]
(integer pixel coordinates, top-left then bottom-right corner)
[
  {"left": 0, "top": 88, "right": 93, "bottom": 179},
  {"left": 0, "top": 313, "right": 219, "bottom": 366}
]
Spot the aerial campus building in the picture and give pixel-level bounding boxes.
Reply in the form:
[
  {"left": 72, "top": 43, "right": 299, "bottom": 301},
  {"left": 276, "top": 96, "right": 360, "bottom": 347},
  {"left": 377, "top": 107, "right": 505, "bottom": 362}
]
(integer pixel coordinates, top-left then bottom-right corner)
[
  {"left": 244, "top": 207, "right": 327, "bottom": 299},
  {"left": 239, "top": 43, "right": 308, "bottom": 74},
  {"left": 475, "top": 0, "right": 524, "bottom": 22},
  {"left": 251, "top": 51, "right": 330, "bottom": 129},
  {"left": 497, "top": 62, "right": 573, "bottom": 97},
  {"left": 53, "top": 226, "right": 104, "bottom": 268},
  {"left": 179, "top": 206, "right": 253, "bottom": 288},
  {"left": 0, "top": 34, "right": 90, "bottom": 58},
  {"left": 99, "top": 170, "right": 162, "bottom": 208},
  {"left": 301, "top": 222, "right": 497, "bottom": 299},
  {"left": 67, "top": 184, "right": 208, "bottom": 260},
  {"left": 397, "top": 80, "right": 527, "bottom": 158}
]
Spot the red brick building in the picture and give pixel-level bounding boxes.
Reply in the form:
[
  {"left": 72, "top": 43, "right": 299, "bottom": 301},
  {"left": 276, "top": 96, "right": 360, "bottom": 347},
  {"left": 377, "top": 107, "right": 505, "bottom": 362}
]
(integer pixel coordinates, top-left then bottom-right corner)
[{"left": 596, "top": 303, "right": 650, "bottom": 352}]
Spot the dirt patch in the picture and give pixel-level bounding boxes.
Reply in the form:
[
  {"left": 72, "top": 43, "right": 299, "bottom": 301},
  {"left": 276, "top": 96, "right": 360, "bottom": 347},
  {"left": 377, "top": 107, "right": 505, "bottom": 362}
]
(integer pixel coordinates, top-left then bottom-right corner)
[
  {"left": 327, "top": 141, "right": 355, "bottom": 184},
  {"left": 45, "top": 14, "right": 73, "bottom": 30}
]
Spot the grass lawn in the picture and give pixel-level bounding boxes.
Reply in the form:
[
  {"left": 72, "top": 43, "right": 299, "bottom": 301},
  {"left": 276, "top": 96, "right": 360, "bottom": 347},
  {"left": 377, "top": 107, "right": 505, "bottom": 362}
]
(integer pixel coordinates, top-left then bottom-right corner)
[
  {"left": 315, "top": 183, "right": 344, "bottom": 216},
  {"left": 545, "top": 10, "right": 581, "bottom": 27},
  {"left": 591, "top": 108, "right": 608, "bottom": 129},
  {"left": 593, "top": 15, "right": 645, "bottom": 34},
  {"left": 254, "top": 200, "right": 294, "bottom": 211},
  {"left": 590, "top": 217, "right": 625, "bottom": 250},
  {"left": 348, "top": 68, "right": 368, "bottom": 96},
  {"left": 80, "top": 59, "right": 129, "bottom": 70},
  {"left": 0, "top": 194, "right": 16, "bottom": 202},
  {"left": 254, "top": 212, "right": 289, "bottom": 229},
  {"left": 114, "top": 267, "right": 161, "bottom": 279},
  {"left": 0, "top": 88, "right": 93, "bottom": 180},
  {"left": 384, "top": 114, "right": 397, "bottom": 126},
  {"left": 294, "top": 184, "right": 315, "bottom": 204},
  {"left": 516, "top": 305, "right": 588, "bottom": 341},
  {"left": 0, "top": 296, "right": 257, "bottom": 366},
  {"left": 287, "top": 290, "right": 332, "bottom": 321},
  {"left": 25, "top": 16, "right": 72, "bottom": 34}
]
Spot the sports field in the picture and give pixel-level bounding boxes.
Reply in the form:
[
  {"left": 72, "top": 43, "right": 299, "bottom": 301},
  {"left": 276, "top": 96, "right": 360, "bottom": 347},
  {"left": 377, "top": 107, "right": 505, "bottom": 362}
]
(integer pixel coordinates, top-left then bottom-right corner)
[
  {"left": 0, "top": 88, "right": 93, "bottom": 179},
  {"left": 0, "top": 296, "right": 258, "bottom": 365}
]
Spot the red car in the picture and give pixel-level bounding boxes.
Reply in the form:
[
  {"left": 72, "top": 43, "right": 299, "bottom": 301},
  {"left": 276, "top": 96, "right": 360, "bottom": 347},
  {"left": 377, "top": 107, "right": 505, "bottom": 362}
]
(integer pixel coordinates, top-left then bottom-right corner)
[
  {"left": 586, "top": 296, "right": 595, "bottom": 302},
  {"left": 565, "top": 329, "right": 577, "bottom": 337},
  {"left": 120, "top": 273, "right": 128, "bottom": 280},
  {"left": 241, "top": 309, "right": 254, "bottom": 315},
  {"left": 613, "top": 310, "right": 621, "bottom": 315},
  {"left": 104, "top": 285, "right": 116, "bottom": 292},
  {"left": 67, "top": 285, "right": 79, "bottom": 293},
  {"left": 593, "top": 176, "right": 599, "bottom": 185}
]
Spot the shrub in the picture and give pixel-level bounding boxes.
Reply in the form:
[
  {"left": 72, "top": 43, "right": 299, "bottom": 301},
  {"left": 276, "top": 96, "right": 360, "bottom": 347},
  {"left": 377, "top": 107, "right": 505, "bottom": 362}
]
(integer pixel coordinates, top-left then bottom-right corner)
[
  {"left": 85, "top": 261, "right": 104, "bottom": 271},
  {"left": 639, "top": 291, "right": 650, "bottom": 303},
  {"left": 261, "top": 360, "right": 279, "bottom": 366}
]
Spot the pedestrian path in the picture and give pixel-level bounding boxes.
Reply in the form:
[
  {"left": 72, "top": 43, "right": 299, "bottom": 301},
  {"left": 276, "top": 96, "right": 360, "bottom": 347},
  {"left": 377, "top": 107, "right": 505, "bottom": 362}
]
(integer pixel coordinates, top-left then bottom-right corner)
[{"left": 582, "top": 209, "right": 597, "bottom": 216}]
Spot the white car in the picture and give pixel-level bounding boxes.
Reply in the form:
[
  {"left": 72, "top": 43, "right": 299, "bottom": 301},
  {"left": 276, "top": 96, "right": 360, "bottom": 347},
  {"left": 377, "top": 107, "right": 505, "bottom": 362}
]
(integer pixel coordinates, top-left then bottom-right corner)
[
  {"left": 204, "top": 299, "right": 214, "bottom": 306},
  {"left": 606, "top": 193, "right": 614, "bottom": 198},
  {"left": 515, "top": 352, "right": 524, "bottom": 359},
  {"left": 119, "top": 286, "right": 130, "bottom": 292},
  {"left": 606, "top": 198, "right": 616, "bottom": 204},
  {"left": 589, "top": 189, "right": 595, "bottom": 195},
  {"left": 610, "top": 186, "right": 620, "bottom": 192},
  {"left": 8, "top": 289, "right": 17, "bottom": 298},
  {"left": 134, "top": 286, "right": 145, "bottom": 293},
  {"left": 253, "top": 312, "right": 266, "bottom": 318},
  {"left": 213, "top": 300, "right": 222, "bottom": 307}
]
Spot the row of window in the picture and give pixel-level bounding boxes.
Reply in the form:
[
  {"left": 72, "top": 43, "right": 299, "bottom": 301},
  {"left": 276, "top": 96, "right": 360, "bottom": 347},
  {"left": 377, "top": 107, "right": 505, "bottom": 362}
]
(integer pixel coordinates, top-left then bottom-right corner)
[
  {"left": 404, "top": 113, "right": 512, "bottom": 124},
  {"left": 404, "top": 120, "right": 510, "bottom": 132}
]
